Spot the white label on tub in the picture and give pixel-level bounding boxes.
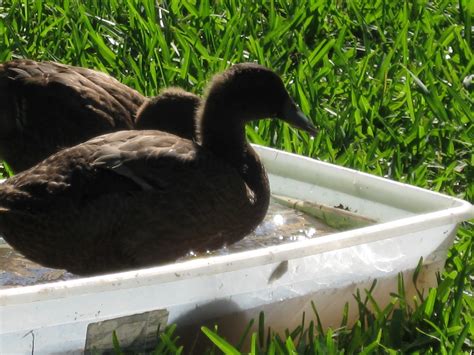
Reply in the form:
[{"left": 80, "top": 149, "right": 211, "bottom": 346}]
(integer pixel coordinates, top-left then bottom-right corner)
[{"left": 84, "top": 309, "right": 169, "bottom": 353}]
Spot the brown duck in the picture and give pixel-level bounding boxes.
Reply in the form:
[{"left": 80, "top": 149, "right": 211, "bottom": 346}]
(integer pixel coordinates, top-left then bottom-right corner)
[
  {"left": 0, "top": 60, "right": 200, "bottom": 172},
  {"left": 0, "top": 63, "right": 316, "bottom": 275}
]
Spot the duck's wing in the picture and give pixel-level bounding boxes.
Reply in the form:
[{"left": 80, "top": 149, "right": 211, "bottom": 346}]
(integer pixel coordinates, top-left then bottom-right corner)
[
  {"left": 0, "top": 130, "right": 238, "bottom": 209},
  {"left": 0, "top": 60, "right": 146, "bottom": 171},
  {"left": 2, "top": 60, "right": 144, "bottom": 130},
  {"left": 67, "top": 63, "right": 146, "bottom": 123}
]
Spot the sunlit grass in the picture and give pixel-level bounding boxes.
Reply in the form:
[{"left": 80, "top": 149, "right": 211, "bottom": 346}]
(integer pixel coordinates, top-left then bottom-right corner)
[
  {"left": 1, "top": 0, "right": 471, "bottom": 200},
  {"left": 0, "top": 0, "right": 472, "bottom": 352}
]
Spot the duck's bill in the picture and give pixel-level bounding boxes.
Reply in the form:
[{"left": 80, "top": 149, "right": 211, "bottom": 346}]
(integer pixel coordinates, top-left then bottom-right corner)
[{"left": 281, "top": 98, "right": 317, "bottom": 136}]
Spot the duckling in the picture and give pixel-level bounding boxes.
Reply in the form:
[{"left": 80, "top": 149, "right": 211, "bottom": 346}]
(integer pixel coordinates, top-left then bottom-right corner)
[
  {"left": 0, "top": 60, "right": 200, "bottom": 172},
  {"left": 0, "top": 63, "right": 316, "bottom": 275},
  {"left": 135, "top": 87, "right": 201, "bottom": 140}
]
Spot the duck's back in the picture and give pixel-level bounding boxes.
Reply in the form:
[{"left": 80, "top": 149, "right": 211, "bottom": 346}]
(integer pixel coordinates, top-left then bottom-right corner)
[{"left": 0, "top": 60, "right": 145, "bottom": 172}]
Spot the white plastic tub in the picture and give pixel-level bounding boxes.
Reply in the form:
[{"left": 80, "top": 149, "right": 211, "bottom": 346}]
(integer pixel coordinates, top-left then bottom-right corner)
[{"left": 0, "top": 145, "right": 473, "bottom": 353}]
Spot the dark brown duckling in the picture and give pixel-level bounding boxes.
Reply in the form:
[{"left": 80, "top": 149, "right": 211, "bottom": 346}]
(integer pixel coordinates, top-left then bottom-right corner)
[
  {"left": 0, "top": 60, "right": 201, "bottom": 172},
  {"left": 135, "top": 87, "right": 201, "bottom": 140},
  {"left": 0, "top": 63, "right": 317, "bottom": 275}
]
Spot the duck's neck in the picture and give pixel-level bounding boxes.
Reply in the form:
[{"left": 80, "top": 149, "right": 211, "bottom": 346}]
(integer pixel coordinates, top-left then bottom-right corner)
[
  {"left": 199, "top": 98, "right": 247, "bottom": 159},
  {"left": 199, "top": 103, "right": 270, "bottom": 210}
]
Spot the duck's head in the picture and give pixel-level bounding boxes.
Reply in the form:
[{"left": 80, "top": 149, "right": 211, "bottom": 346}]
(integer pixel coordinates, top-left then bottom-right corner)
[
  {"left": 135, "top": 88, "right": 200, "bottom": 140},
  {"left": 201, "top": 63, "right": 317, "bottom": 136}
]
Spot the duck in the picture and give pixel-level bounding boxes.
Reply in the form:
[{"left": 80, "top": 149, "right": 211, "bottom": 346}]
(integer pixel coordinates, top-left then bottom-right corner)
[
  {"left": 0, "top": 60, "right": 200, "bottom": 172},
  {"left": 0, "top": 63, "right": 316, "bottom": 275}
]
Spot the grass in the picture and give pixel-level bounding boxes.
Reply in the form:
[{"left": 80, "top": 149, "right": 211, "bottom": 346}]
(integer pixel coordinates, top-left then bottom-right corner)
[{"left": 0, "top": 0, "right": 473, "bottom": 352}]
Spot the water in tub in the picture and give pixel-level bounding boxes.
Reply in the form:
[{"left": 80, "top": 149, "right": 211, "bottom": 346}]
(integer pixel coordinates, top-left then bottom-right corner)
[{"left": 0, "top": 197, "right": 363, "bottom": 288}]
